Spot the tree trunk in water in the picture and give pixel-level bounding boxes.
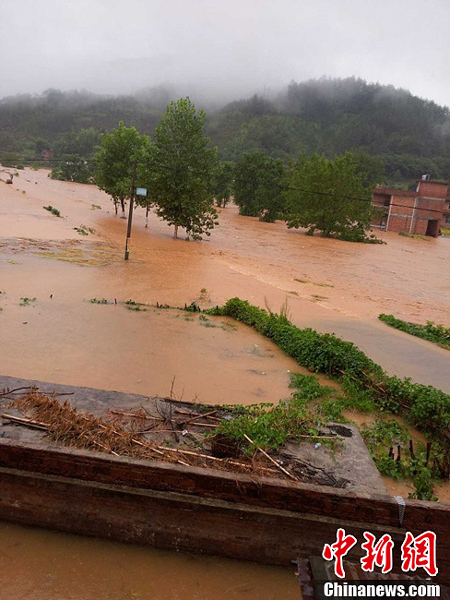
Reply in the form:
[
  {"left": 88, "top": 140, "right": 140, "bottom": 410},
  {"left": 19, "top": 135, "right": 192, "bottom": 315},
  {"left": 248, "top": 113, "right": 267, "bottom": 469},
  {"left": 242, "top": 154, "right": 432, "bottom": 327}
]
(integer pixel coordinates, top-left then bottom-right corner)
[
  {"left": 174, "top": 223, "right": 178, "bottom": 238},
  {"left": 145, "top": 206, "right": 149, "bottom": 228},
  {"left": 114, "top": 199, "right": 118, "bottom": 215},
  {"left": 120, "top": 199, "right": 126, "bottom": 219}
]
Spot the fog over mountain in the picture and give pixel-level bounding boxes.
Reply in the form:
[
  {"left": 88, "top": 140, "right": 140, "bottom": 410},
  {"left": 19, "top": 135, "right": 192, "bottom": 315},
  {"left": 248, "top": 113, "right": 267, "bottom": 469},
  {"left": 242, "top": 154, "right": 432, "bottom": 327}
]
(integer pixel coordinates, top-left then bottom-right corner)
[{"left": 1, "top": 0, "right": 449, "bottom": 108}]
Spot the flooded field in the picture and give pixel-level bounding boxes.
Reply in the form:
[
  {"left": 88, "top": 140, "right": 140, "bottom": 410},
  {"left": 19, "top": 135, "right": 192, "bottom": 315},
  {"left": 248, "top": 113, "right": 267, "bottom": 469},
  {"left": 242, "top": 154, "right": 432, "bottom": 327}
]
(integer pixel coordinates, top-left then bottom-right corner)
[
  {"left": 1, "top": 167, "right": 449, "bottom": 595},
  {"left": 0, "top": 292, "right": 302, "bottom": 405},
  {"left": 2, "top": 167, "right": 449, "bottom": 393}
]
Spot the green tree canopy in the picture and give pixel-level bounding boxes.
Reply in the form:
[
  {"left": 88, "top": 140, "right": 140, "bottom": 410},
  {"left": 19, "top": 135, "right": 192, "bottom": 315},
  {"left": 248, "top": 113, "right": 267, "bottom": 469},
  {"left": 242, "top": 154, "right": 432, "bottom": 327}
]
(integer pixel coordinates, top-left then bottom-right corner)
[
  {"left": 49, "top": 128, "right": 102, "bottom": 183},
  {"left": 144, "top": 98, "right": 218, "bottom": 240},
  {"left": 50, "top": 154, "right": 93, "bottom": 184},
  {"left": 233, "top": 152, "right": 285, "bottom": 222},
  {"left": 284, "top": 153, "right": 375, "bottom": 241},
  {"left": 212, "top": 161, "right": 235, "bottom": 207},
  {"left": 94, "top": 121, "right": 150, "bottom": 216},
  {"left": 55, "top": 127, "right": 101, "bottom": 158},
  {"left": 349, "top": 151, "right": 386, "bottom": 188}
]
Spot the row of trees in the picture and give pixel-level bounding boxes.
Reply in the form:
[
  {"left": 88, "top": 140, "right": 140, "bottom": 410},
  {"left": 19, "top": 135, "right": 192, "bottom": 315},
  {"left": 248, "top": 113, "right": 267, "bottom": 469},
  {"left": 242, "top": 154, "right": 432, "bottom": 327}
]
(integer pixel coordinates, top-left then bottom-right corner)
[
  {"left": 230, "top": 151, "right": 377, "bottom": 241},
  {"left": 3, "top": 78, "right": 450, "bottom": 186},
  {"left": 94, "top": 97, "right": 378, "bottom": 243},
  {"left": 95, "top": 98, "right": 218, "bottom": 240}
]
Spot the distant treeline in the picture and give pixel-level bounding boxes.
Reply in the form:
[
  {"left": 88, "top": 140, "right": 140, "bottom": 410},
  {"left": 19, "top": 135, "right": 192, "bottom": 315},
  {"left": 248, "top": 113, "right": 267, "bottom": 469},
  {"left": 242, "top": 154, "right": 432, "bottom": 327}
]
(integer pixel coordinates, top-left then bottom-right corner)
[{"left": 2, "top": 77, "right": 450, "bottom": 185}]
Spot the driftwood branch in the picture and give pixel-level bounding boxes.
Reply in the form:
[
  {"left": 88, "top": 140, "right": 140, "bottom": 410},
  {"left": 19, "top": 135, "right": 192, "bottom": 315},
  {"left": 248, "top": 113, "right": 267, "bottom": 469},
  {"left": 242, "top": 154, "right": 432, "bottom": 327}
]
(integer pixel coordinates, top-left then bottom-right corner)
[
  {"left": 1, "top": 413, "right": 48, "bottom": 430},
  {"left": 183, "top": 410, "right": 217, "bottom": 424},
  {"left": 243, "top": 434, "right": 299, "bottom": 482},
  {"left": 0, "top": 387, "right": 34, "bottom": 398}
]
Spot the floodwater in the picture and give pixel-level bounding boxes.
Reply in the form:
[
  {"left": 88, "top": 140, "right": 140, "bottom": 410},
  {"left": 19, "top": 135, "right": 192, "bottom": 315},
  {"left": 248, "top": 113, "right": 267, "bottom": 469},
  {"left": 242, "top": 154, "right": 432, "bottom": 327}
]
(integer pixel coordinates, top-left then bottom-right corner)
[
  {"left": 2, "top": 167, "right": 449, "bottom": 393},
  {"left": 342, "top": 409, "right": 450, "bottom": 504},
  {"left": 0, "top": 522, "right": 299, "bottom": 600},
  {"left": 1, "top": 167, "right": 449, "bottom": 595}
]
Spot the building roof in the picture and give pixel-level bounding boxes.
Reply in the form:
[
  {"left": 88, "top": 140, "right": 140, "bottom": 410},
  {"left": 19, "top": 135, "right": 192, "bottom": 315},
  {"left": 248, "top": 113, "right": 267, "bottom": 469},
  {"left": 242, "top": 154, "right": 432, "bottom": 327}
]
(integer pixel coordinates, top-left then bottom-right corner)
[{"left": 373, "top": 188, "right": 418, "bottom": 197}]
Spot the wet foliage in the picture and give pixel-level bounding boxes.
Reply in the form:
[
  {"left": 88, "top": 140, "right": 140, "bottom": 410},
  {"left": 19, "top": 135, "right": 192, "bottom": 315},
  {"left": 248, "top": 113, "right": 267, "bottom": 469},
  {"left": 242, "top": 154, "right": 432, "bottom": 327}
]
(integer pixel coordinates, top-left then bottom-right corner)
[
  {"left": 43, "top": 205, "right": 61, "bottom": 217},
  {"left": 4, "top": 78, "right": 450, "bottom": 188},
  {"left": 284, "top": 153, "right": 379, "bottom": 242},
  {"left": 209, "top": 298, "right": 450, "bottom": 479},
  {"left": 379, "top": 314, "right": 450, "bottom": 350},
  {"left": 361, "top": 420, "right": 439, "bottom": 501}
]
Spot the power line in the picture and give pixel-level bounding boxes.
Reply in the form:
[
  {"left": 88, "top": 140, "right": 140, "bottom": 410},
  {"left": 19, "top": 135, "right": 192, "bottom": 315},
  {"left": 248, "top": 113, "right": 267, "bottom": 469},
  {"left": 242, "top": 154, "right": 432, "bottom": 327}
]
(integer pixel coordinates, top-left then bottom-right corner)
[
  {"left": 1, "top": 162, "right": 448, "bottom": 217},
  {"left": 230, "top": 177, "right": 448, "bottom": 215}
]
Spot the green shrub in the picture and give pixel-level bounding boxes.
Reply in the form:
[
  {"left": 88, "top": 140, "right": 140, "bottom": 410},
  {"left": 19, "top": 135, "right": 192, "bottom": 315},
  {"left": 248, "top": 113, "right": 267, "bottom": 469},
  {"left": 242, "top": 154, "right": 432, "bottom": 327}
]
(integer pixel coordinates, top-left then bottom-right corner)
[
  {"left": 43, "top": 205, "right": 61, "bottom": 217},
  {"left": 379, "top": 314, "right": 450, "bottom": 349},
  {"left": 209, "top": 298, "right": 450, "bottom": 475},
  {"left": 361, "top": 420, "right": 439, "bottom": 500},
  {"left": 290, "top": 373, "right": 332, "bottom": 400},
  {"left": 215, "top": 398, "right": 330, "bottom": 452}
]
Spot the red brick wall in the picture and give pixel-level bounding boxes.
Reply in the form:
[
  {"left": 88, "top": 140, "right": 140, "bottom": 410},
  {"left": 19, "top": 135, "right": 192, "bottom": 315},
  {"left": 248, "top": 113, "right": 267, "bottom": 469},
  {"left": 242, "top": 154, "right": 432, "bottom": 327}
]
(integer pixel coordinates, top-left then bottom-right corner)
[
  {"left": 414, "top": 219, "right": 428, "bottom": 236},
  {"left": 371, "top": 192, "right": 390, "bottom": 227},
  {"left": 417, "top": 180, "right": 448, "bottom": 199},
  {"left": 372, "top": 187, "right": 447, "bottom": 235},
  {"left": 386, "top": 194, "right": 415, "bottom": 233},
  {"left": 0, "top": 440, "right": 449, "bottom": 583},
  {"left": 384, "top": 195, "right": 444, "bottom": 236}
]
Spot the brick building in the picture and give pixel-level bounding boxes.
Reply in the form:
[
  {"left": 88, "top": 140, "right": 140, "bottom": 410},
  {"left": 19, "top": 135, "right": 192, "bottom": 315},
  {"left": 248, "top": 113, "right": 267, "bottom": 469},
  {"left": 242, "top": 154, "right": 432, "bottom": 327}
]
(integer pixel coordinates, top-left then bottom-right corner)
[{"left": 371, "top": 178, "right": 450, "bottom": 237}]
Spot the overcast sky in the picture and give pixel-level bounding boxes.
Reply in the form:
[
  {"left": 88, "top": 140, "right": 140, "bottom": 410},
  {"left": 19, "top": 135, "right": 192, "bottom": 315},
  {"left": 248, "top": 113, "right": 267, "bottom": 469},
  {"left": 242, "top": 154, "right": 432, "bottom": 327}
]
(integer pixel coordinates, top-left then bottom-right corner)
[{"left": 1, "top": 0, "right": 449, "bottom": 107}]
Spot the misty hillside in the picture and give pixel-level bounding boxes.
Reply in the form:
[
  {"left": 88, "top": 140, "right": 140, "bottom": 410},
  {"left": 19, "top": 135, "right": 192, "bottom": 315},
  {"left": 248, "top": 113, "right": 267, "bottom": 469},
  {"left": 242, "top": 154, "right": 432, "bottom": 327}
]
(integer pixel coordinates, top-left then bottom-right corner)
[
  {"left": 209, "top": 78, "right": 450, "bottom": 181},
  {"left": 2, "top": 77, "right": 450, "bottom": 183}
]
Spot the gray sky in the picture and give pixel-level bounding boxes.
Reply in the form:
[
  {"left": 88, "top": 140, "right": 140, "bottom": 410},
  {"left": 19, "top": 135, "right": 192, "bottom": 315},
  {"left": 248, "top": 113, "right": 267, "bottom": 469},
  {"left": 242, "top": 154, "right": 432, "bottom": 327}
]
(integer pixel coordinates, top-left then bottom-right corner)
[{"left": 1, "top": 0, "right": 449, "bottom": 106}]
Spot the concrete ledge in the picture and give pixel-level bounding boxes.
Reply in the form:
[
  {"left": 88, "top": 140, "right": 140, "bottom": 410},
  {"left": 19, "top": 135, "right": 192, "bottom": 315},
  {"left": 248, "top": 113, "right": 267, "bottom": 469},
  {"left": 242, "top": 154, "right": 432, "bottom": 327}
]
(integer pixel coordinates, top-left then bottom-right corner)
[
  {"left": 0, "top": 465, "right": 406, "bottom": 568},
  {"left": 1, "top": 375, "right": 449, "bottom": 583}
]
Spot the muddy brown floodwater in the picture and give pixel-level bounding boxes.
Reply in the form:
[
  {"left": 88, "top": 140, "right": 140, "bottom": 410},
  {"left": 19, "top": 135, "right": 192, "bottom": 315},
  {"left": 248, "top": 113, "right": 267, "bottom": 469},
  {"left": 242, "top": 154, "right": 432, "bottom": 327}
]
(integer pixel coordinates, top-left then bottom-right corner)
[
  {"left": 2, "top": 167, "right": 449, "bottom": 393},
  {"left": 1, "top": 167, "right": 449, "bottom": 595},
  {"left": 0, "top": 522, "right": 298, "bottom": 600}
]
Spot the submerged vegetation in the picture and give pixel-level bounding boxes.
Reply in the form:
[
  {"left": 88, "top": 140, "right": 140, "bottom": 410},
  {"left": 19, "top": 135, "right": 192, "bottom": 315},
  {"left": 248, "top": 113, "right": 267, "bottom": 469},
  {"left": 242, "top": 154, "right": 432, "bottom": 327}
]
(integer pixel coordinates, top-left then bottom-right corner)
[
  {"left": 7, "top": 78, "right": 450, "bottom": 242},
  {"left": 90, "top": 298, "right": 108, "bottom": 304},
  {"left": 125, "top": 299, "right": 147, "bottom": 312},
  {"left": 43, "top": 205, "right": 61, "bottom": 217},
  {"left": 361, "top": 420, "right": 438, "bottom": 501},
  {"left": 379, "top": 314, "right": 450, "bottom": 350},
  {"left": 2, "top": 81, "right": 449, "bottom": 501},
  {"left": 19, "top": 297, "right": 36, "bottom": 306},
  {"left": 206, "top": 297, "right": 450, "bottom": 497},
  {"left": 398, "top": 231, "right": 430, "bottom": 241},
  {"left": 73, "top": 225, "right": 95, "bottom": 236},
  {"left": 284, "top": 153, "right": 382, "bottom": 243}
]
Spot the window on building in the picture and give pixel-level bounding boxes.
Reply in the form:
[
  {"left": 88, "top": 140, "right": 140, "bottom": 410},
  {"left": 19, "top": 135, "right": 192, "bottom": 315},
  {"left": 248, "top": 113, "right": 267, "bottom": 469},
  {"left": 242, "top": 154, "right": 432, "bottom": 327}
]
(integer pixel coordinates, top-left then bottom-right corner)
[
  {"left": 446, "top": 215, "right": 450, "bottom": 225},
  {"left": 380, "top": 215, "right": 388, "bottom": 227},
  {"left": 384, "top": 199, "right": 390, "bottom": 207}
]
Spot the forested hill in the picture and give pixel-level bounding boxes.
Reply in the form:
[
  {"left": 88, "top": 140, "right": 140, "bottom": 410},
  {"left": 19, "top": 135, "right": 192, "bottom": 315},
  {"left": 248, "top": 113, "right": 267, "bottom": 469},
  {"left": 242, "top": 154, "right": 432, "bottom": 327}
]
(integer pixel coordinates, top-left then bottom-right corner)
[
  {"left": 209, "top": 78, "right": 450, "bottom": 182},
  {"left": 0, "top": 89, "right": 164, "bottom": 156},
  {"left": 2, "top": 78, "right": 450, "bottom": 183}
]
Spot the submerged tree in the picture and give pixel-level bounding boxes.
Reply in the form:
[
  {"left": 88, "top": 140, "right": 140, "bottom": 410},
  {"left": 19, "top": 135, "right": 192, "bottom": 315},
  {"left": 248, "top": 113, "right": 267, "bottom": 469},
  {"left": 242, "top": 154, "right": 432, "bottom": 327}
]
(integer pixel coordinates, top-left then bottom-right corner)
[
  {"left": 212, "top": 161, "right": 235, "bottom": 207},
  {"left": 145, "top": 98, "right": 218, "bottom": 240},
  {"left": 50, "top": 154, "right": 93, "bottom": 184},
  {"left": 233, "top": 152, "right": 285, "bottom": 222},
  {"left": 94, "top": 122, "right": 150, "bottom": 217},
  {"left": 284, "top": 153, "right": 375, "bottom": 241}
]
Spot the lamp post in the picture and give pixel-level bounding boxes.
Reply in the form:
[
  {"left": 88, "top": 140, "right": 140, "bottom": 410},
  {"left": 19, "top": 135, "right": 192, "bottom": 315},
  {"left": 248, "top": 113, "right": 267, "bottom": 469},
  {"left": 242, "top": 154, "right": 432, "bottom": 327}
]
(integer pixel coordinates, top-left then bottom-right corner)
[
  {"left": 124, "top": 163, "right": 147, "bottom": 261},
  {"left": 124, "top": 161, "right": 136, "bottom": 261}
]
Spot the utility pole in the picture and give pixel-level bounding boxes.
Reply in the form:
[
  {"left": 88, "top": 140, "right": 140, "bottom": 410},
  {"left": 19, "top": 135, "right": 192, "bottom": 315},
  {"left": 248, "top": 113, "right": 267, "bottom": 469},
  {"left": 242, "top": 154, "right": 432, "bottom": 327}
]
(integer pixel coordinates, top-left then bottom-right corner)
[{"left": 124, "top": 160, "right": 137, "bottom": 261}]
